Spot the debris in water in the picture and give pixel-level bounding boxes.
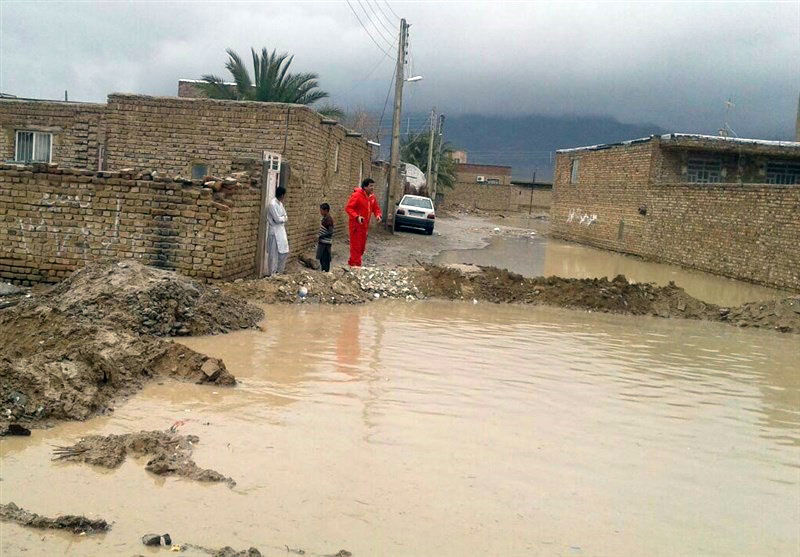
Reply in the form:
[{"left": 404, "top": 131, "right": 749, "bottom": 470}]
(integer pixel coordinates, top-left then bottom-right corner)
[
  {"left": 52, "top": 430, "right": 235, "bottom": 487},
  {"left": 1, "top": 423, "right": 31, "bottom": 436},
  {"left": 142, "top": 533, "right": 162, "bottom": 546},
  {"left": 0, "top": 502, "right": 109, "bottom": 535}
]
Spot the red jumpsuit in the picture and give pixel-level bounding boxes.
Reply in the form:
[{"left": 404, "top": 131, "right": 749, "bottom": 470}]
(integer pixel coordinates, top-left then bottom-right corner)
[{"left": 345, "top": 187, "right": 382, "bottom": 267}]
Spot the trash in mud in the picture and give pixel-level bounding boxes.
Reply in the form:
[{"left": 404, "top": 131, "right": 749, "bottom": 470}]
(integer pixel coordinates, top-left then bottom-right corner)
[
  {"left": 0, "top": 261, "right": 250, "bottom": 428},
  {"left": 0, "top": 502, "right": 109, "bottom": 534},
  {"left": 142, "top": 533, "right": 163, "bottom": 546},
  {"left": 52, "top": 430, "right": 235, "bottom": 487}
]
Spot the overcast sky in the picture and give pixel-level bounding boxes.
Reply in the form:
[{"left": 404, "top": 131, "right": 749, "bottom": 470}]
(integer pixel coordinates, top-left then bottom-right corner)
[{"left": 1, "top": 1, "right": 798, "bottom": 138}]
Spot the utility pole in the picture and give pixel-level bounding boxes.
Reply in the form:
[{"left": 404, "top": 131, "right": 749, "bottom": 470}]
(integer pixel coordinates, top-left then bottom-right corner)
[
  {"left": 425, "top": 108, "right": 436, "bottom": 195},
  {"left": 431, "top": 114, "right": 445, "bottom": 202},
  {"left": 528, "top": 168, "right": 537, "bottom": 216},
  {"left": 386, "top": 18, "right": 408, "bottom": 229}
]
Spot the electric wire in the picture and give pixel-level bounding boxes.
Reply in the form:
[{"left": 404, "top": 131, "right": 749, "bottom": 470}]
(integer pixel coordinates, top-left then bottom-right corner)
[
  {"left": 367, "top": 0, "right": 399, "bottom": 36},
  {"left": 345, "top": 0, "right": 394, "bottom": 58},
  {"left": 382, "top": 0, "right": 402, "bottom": 20},
  {"left": 356, "top": 0, "right": 397, "bottom": 50}
]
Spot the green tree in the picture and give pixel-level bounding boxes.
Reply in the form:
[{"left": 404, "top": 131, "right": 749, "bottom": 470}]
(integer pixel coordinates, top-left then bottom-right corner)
[
  {"left": 199, "top": 47, "right": 343, "bottom": 118},
  {"left": 400, "top": 130, "right": 457, "bottom": 191}
]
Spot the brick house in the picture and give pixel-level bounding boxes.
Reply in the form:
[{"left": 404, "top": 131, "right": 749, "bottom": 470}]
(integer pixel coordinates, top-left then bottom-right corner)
[
  {"left": 440, "top": 162, "right": 550, "bottom": 212},
  {"left": 551, "top": 134, "right": 800, "bottom": 290},
  {"left": 0, "top": 94, "right": 381, "bottom": 283}
]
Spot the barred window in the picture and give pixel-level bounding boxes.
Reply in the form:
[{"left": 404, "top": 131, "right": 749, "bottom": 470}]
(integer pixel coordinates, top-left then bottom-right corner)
[
  {"left": 765, "top": 160, "right": 800, "bottom": 185},
  {"left": 15, "top": 131, "right": 52, "bottom": 163},
  {"left": 686, "top": 158, "right": 722, "bottom": 183}
]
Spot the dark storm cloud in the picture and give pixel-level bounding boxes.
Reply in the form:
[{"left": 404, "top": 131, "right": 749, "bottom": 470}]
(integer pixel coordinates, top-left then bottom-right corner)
[{"left": 1, "top": 1, "right": 798, "bottom": 138}]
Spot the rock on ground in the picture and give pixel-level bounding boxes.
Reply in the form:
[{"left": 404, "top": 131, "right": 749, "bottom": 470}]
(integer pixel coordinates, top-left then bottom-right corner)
[
  {"left": 52, "top": 430, "right": 235, "bottom": 487},
  {"left": 0, "top": 502, "right": 109, "bottom": 534}
]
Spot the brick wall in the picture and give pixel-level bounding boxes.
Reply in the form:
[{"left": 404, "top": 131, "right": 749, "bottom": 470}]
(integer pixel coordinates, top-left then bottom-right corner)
[
  {"left": 454, "top": 163, "right": 512, "bottom": 185},
  {"left": 551, "top": 140, "right": 800, "bottom": 290},
  {"left": 442, "top": 182, "right": 551, "bottom": 212},
  {"left": 0, "top": 99, "right": 105, "bottom": 170},
  {"left": 0, "top": 163, "right": 259, "bottom": 284}
]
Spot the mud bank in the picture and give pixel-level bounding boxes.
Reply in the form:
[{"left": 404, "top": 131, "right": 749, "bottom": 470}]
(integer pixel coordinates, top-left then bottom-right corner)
[
  {"left": 225, "top": 264, "right": 800, "bottom": 333},
  {"left": 0, "top": 261, "right": 263, "bottom": 429},
  {"left": 53, "top": 430, "right": 235, "bottom": 486},
  {"left": 0, "top": 502, "right": 109, "bottom": 534}
]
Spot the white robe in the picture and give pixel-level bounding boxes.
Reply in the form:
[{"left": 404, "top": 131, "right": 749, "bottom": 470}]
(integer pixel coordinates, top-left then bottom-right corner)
[{"left": 267, "top": 198, "right": 289, "bottom": 254}]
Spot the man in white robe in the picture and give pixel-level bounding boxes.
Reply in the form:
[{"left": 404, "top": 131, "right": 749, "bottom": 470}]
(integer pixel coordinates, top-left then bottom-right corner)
[{"left": 267, "top": 186, "right": 289, "bottom": 276}]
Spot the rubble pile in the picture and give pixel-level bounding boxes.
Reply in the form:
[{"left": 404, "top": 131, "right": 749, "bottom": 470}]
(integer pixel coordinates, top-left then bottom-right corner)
[
  {"left": 720, "top": 296, "right": 800, "bottom": 333},
  {"left": 0, "top": 502, "right": 109, "bottom": 535},
  {"left": 0, "top": 261, "right": 259, "bottom": 429},
  {"left": 351, "top": 267, "right": 424, "bottom": 300},
  {"left": 52, "top": 430, "right": 235, "bottom": 487}
]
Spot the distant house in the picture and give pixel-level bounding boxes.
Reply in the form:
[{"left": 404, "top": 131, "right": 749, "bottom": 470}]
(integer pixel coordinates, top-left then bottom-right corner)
[
  {"left": 450, "top": 149, "right": 468, "bottom": 164},
  {"left": 551, "top": 133, "right": 800, "bottom": 290}
]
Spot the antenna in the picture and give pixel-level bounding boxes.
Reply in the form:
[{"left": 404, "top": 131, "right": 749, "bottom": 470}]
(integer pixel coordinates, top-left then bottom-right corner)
[{"left": 719, "top": 98, "right": 737, "bottom": 137}]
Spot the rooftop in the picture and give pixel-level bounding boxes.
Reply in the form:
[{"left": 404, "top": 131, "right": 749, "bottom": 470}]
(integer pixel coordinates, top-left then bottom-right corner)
[{"left": 557, "top": 134, "right": 800, "bottom": 155}]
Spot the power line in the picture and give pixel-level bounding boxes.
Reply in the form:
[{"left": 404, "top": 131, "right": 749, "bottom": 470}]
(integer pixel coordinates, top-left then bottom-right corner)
[
  {"left": 345, "top": 0, "right": 394, "bottom": 58},
  {"left": 356, "top": 0, "right": 396, "bottom": 50},
  {"left": 376, "top": 69, "right": 396, "bottom": 141},
  {"left": 368, "top": 0, "right": 398, "bottom": 34},
  {"left": 382, "top": 0, "right": 402, "bottom": 21}
]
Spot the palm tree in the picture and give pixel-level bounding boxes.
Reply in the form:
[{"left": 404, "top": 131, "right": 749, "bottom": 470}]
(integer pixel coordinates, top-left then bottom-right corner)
[
  {"left": 400, "top": 130, "right": 457, "bottom": 191},
  {"left": 198, "top": 47, "right": 343, "bottom": 118}
]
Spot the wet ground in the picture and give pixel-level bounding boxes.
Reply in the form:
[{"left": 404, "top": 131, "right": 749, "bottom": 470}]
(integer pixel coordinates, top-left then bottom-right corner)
[{"left": 2, "top": 301, "right": 798, "bottom": 556}]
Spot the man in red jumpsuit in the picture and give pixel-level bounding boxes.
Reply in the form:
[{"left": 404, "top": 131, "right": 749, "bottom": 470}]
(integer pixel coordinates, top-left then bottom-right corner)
[{"left": 345, "top": 178, "right": 382, "bottom": 267}]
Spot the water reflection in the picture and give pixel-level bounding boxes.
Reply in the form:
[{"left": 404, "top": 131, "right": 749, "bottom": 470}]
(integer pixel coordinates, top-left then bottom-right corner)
[{"left": 435, "top": 235, "right": 789, "bottom": 306}]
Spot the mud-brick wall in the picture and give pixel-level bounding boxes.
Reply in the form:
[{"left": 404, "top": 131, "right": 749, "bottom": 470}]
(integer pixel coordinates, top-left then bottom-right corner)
[
  {"left": 551, "top": 142, "right": 655, "bottom": 254},
  {"left": 442, "top": 182, "right": 551, "bottom": 212},
  {"left": 0, "top": 163, "right": 259, "bottom": 284},
  {"left": 646, "top": 183, "right": 800, "bottom": 291},
  {"left": 0, "top": 100, "right": 106, "bottom": 170},
  {"left": 103, "top": 94, "right": 373, "bottom": 256}
]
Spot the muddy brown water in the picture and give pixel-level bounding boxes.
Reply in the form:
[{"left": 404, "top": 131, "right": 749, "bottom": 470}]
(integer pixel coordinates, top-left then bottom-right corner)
[
  {"left": 2, "top": 301, "right": 798, "bottom": 556},
  {"left": 435, "top": 233, "right": 790, "bottom": 307}
]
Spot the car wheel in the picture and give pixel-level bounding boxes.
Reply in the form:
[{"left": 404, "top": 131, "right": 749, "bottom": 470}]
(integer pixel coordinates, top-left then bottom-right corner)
[
  {"left": 394, "top": 221, "right": 401, "bottom": 232},
  {"left": 426, "top": 227, "right": 434, "bottom": 236}
]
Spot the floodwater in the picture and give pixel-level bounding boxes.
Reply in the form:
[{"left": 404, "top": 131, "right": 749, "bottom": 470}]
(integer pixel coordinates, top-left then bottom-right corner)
[
  {"left": 1, "top": 301, "right": 799, "bottom": 556},
  {"left": 435, "top": 226, "right": 789, "bottom": 307}
]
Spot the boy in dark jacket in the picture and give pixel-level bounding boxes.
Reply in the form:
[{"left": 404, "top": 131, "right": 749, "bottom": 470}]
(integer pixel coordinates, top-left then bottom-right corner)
[{"left": 316, "top": 203, "right": 334, "bottom": 272}]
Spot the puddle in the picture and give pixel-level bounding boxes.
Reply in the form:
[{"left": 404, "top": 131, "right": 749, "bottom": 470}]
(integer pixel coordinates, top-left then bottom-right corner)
[
  {"left": 1, "top": 301, "right": 798, "bottom": 555},
  {"left": 435, "top": 235, "right": 789, "bottom": 306}
]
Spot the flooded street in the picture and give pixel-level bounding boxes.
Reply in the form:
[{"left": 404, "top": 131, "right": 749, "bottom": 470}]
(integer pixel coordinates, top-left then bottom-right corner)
[
  {"left": 2, "top": 301, "right": 798, "bottom": 556},
  {"left": 435, "top": 229, "right": 788, "bottom": 307}
]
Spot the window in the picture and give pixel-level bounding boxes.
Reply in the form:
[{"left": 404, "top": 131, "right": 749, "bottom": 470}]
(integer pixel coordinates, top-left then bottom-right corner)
[
  {"left": 191, "top": 163, "right": 208, "bottom": 180},
  {"left": 765, "top": 160, "right": 800, "bottom": 185},
  {"left": 687, "top": 157, "right": 722, "bottom": 183},
  {"left": 570, "top": 158, "right": 579, "bottom": 184},
  {"left": 401, "top": 196, "right": 433, "bottom": 209},
  {"left": 486, "top": 178, "right": 500, "bottom": 184},
  {"left": 15, "top": 131, "right": 52, "bottom": 162}
]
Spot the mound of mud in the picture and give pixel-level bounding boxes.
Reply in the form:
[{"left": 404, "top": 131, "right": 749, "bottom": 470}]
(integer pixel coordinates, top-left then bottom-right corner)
[
  {"left": 417, "top": 265, "right": 716, "bottom": 318},
  {"left": 43, "top": 260, "right": 263, "bottom": 336},
  {"left": 224, "top": 268, "right": 368, "bottom": 305},
  {"left": 721, "top": 296, "right": 800, "bottom": 333},
  {"left": 53, "top": 430, "right": 235, "bottom": 487},
  {"left": 0, "top": 502, "right": 109, "bottom": 534},
  {"left": 0, "top": 261, "right": 254, "bottom": 428}
]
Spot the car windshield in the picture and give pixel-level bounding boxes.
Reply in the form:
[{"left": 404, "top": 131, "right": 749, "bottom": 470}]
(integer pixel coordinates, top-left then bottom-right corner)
[{"left": 402, "top": 197, "right": 433, "bottom": 209}]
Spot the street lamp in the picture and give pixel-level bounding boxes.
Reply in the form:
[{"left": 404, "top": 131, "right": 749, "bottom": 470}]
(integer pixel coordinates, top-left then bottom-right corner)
[{"left": 405, "top": 75, "right": 423, "bottom": 82}]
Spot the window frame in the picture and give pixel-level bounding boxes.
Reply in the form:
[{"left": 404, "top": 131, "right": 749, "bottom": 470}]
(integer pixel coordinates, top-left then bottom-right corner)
[
  {"left": 765, "top": 160, "right": 800, "bottom": 185},
  {"left": 686, "top": 156, "right": 722, "bottom": 184},
  {"left": 15, "top": 130, "right": 53, "bottom": 163},
  {"left": 191, "top": 162, "right": 209, "bottom": 180},
  {"left": 569, "top": 158, "right": 579, "bottom": 185}
]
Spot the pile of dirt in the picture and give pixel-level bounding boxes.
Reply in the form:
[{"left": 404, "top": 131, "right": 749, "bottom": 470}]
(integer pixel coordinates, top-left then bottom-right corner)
[
  {"left": 720, "top": 296, "right": 800, "bottom": 333},
  {"left": 44, "top": 260, "right": 263, "bottom": 336},
  {"left": 52, "top": 430, "right": 235, "bottom": 487},
  {"left": 223, "top": 268, "right": 369, "bottom": 305},
  {"left": 0, "top": 502, "right": 109, "bottom": 534},
  {"left": 415, "top": 264, "right": 800, "bottom": 333},
  {"left": 0, "top": 261, "right": 258, "bottom": 429}
]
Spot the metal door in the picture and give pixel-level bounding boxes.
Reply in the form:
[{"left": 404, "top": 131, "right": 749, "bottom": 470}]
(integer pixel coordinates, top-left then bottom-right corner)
[{"left": 256, "top": 151, "right": 282, "bottom": 277}]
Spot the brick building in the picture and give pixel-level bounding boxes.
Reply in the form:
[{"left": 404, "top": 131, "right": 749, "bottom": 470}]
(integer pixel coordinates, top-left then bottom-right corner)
[
  {"left": 440, "top": 162, "right": 551, "bottom": 212},
  {"left": 551, "top": 134, "right": 800, "bottom": 290},
  {"left": 0, "top": 94, "right": 379, "bottom": 283}
]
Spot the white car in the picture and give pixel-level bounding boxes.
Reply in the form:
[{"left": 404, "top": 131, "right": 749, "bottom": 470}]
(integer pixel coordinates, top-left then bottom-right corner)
[{"left": 394, "top": 195, "right": 435, "bottom": 235}]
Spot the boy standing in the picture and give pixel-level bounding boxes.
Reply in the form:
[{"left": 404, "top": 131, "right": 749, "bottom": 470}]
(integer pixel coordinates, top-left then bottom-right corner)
[{"left": 316, "top": 203, "right": 334, "bottom": 272}]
